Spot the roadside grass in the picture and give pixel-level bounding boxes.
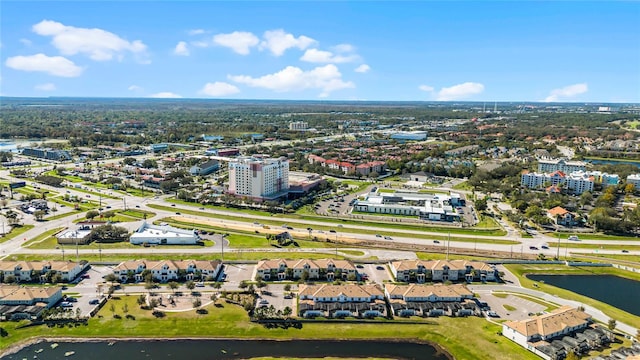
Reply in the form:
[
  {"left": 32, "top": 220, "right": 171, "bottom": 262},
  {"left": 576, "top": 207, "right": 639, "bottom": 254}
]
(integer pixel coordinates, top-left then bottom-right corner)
[
  {"left": 0, "top": 225, "right": 35, "bottom": 244},
  {"left": 554, "top": 233, "right": 640, "bottom": 241},
  {"left": 505, "top": 264, "right": 640, "bottom": 327},
  {"left": 65, "top": 186, "right": 120, "bottom": 200},
  {"left": 492, "top": 293, "right": 508, "bottom": 299},
  {"left": 22, "top": 227, "right": 64, "bottom": 247},
  {"left": 44, "top": 210, "right": 81, "bottom": 221},
  {"left": 572, "top": 254, "right": 640, "bottom": 265},
  {"left": 0, "top": 299, "right": 538, "bottom": 360},
  {"left": 452, "top": 181, "right": 472, "bottom": 191},
  {"left": 154, "top": 202, "right": 507, "bottom": 237},
  {"left": 157, "top": 218, "right": 357, "bottom": 250},
  {"left": 147, "top": 204, "right": 514, "bottom": 245},
  {"left": 119, "top": 209, "right": 155, "bottom": 219},
  {"left": 415, "top": 252, "right": 492, "bottom": 261},
  {"left": 550, "top": 243, "right": 640, "bottom": 251},
  {"left": 3, "top": 251, "right": 354, "bottom": 263}
]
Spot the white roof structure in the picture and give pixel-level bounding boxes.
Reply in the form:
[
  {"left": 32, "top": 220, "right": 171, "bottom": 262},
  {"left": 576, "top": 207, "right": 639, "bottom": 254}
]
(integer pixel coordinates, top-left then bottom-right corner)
[{"left": 130, "top": 222, "right": 200, "bottom": 245}]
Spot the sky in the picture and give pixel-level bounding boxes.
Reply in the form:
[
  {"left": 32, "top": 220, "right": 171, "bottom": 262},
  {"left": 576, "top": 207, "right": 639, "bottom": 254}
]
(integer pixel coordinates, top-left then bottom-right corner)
[{"left": 1, "top": 1, "right": 639, "bottom": 102}]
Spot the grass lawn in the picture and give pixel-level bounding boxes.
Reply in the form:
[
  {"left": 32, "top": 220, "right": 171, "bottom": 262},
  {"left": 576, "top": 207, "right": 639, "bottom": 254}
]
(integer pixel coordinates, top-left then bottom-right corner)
[
  {"left": 22, "top": 227, "right": 64, "bottom": 247},
  {"left": 149, "top": 205, "right": 514, "bottom": 245},
  {"left": 502, "top": 304, "right": 517, "bottom": 311},
  {"left": 554, "top": 233, "right": 640, "bottom": 241},
  {"left": 119, "top": 209, "right": 155, "bottom": 219},
  {"left": 416, "top": 252, "right": 492, "bottom": 261},
  {"left": 505, "top": 264, "right": 640, "bottom": 327},
  {"left": 4, "top": 251, "right": 355, "bottom": 263},
  {"left": 573, "top": 254, "right": 640, "bottom": 265},
  {"left": 452, "top": 181, "right": 472, "bottom": 191},
  {"left": 44, "top": 210, "right": 82, "bottom": 221},
  {"left": 0, "top": 297, "right": 539, "bottom": 360},
  {"left": 550, "top": 242, "right": 640, "bottom": 251},
  {"left": 0, "top": 224, "right": 35, "bottom": 244}
]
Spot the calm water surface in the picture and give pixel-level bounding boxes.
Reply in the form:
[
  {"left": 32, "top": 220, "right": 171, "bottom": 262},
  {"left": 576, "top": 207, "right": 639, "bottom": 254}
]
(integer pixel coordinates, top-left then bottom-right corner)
[
  {"left": 527, "top": 274, "right": 640, "bottom": 316},
  {"left": 4, "top": 339, "right": 450, "bottom": 360}
]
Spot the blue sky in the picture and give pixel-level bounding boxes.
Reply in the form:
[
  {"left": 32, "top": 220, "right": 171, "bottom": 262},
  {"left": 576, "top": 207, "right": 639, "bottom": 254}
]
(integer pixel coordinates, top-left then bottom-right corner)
[{"left": 1, "top": 1, "right": 639, "bottom": 102}]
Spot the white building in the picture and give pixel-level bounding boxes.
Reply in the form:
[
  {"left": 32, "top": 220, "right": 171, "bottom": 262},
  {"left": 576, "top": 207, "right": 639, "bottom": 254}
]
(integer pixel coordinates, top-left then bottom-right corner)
[
  {"left": 112, "top": 259, "right": 222, "bottom": 283},
  {"left": 129, "top": 222, "right": 200, "bottom": 245},
  {"left": 538, "top": 159, "right": 587, "bottom": 173},
  {"left": 289, "top": 121, "right": 308, "bottom": 131},
  {"left": 521, "top": 170, "right": 594, "bottom": 195},
  {"left": 627, "top": 174, "right": 640, "bottom": 189},
  {"left": 0, "top": 261, "right": 85, "bottom": 283},
  {"left": 502, "top": 306, "right": 592, "bottom": 360},
  {"left": 353, "top": 191, "right": 462, "bottom": 222},
  {"left": 228, "top": 156, "right": 289, "bottom": 201},
  {"left": 390, "top": 131, "right": 428, "bottom": 141}
]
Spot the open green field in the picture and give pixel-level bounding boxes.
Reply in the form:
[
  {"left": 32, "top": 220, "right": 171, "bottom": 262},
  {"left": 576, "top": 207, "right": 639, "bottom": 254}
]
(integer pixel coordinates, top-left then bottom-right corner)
[
  {"left": 163, "top": 200, "right": 507, "bottom": 237},
  {"left": 148, "top": 205, "right": 513, "bottom": 246},
  {"left": 22, "top": 227, "right": 64, "bottom": 247},
  {"left": 573, "top": 254, "right": 640, "bottom": 265},
  {"left": 505, "top": 264, "right": 640, "bottom": 327},
  {"left": 2, "top": 251, "right": 358, "bottom": 263},
  {"left": 0, "top": 296, "right": 539, "bottom": 360}
]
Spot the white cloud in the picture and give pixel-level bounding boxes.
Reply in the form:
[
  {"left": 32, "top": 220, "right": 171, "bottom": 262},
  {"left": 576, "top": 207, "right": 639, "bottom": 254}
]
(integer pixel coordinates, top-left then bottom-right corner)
[
  {"left": 333, "top": 43, "right": 355, "bottom": 53},
  {"left": 173, "top": 41, "right": 190, "bottom": 56},
  {"left": 188, "top": 29, "right": 205, "bottom": 36},
  {"left": 149, "top": 92, "right": 182, "bottom": 98},
  {"left": 20, "top": 38, "right": 32, "bottom": 46},
  {"left": 32, "top": 19, "right": 148, "bottom": 62},
  {"left": 191, "top": 40, "right": 210, "bottom": 48},
  {"left": 35, "top": 83, "right": 56, "bottom": 91},
  {"left": 437, "top": 82, "right": 485, "bottom": 101},
  {"left": 128, "top": 85, "right": 143, "bottom": 91},
  {"left": 259, "top": 29, "right": 316, "bottom": 56},
  {"left": 543, "top": 83, "right": 588, "bottom": 102},
  {"left": 213, "top": 31, "right": 259, "bottom": 55},
  {"left": 355, "top": 64, "right": 371, "bottom": 73},
  {"left": 419, "top": 84, "right": 434, "bottom": 92},
  {"left": 199, "top": 82, "right": 240, "bottom": 97},
  {"left": 229, "top": 64, "right": 354, "bottom": 97},
  {"left": 300, "top": 48, "right": 359, "bottom": 64},
  {"left": 5, "top": 53, "right": 83, "bottom": 77}
]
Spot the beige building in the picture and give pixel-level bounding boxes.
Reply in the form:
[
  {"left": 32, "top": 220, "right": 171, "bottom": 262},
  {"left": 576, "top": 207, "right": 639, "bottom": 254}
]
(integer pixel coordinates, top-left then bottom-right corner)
[
  {"left": 389, "top": 259, "right": 497, "bottom": 283},
  {"left": 385, "top": 283, "right": 475, "bottom": 317},
  {"left": 298, "top": 283, "right": 385, "bottom": 318},
  {"left": 0, "top": 285, "right": 63, "bottom": 320},
  {"left": 228, "top": 156, "right": 289, "bottom": 201},
  {"left": 0, "top": 261, "right": 85, "bottom": 283},
  {"left": 112, "top": 259, "right": 222, "bottom": 283},
  {"left": 254, "top": 258, "right": 357, "bottom": 281}
]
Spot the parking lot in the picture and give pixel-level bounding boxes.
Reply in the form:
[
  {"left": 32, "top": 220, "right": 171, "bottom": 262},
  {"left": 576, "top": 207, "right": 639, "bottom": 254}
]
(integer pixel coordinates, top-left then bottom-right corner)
[
  {"left": 359, "top": 263, "right": 393, "bottom": 284},
  {"left": 220, "top": 263, "right": 254, "bottom": 290},
  {"left": 477, "top": 292, "right": 547, "bottom": 321},
  {"left": 256, "top": 284, "right": 296, "bottom": 313}
]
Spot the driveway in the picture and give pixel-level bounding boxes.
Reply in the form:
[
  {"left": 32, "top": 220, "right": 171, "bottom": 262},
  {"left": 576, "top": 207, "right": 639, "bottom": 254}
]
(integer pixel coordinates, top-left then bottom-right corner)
[
  {"left": 476, "top": 292, "right": 546, "bottom": 321},
  {"left": 361, "top": 263, "right": 392, "bottom": 284}
]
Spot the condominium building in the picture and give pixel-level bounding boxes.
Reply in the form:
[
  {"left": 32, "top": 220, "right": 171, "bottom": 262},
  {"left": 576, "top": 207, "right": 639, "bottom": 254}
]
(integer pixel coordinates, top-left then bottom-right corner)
[
  {"left": 289, "top": 121, "right": 308, "bottom": 131},
  {"left": 538, "top": 159, "right": 587, "bottom": 173},
  {"left": 112, "top": 259, "right": 222, "bottom": 283},
  {"left": 389, "top": 260, "right": 497, "bottom": 283},
  {"left": 21, "top": 148, "right": 72, "bottom": 161},
  {"left": 254, "top": 258, "right": 357, "bottom": 281},
  {"left": 521, "top": 170, "right": 595, "bottom": 195},
  {"left": 0, "top": 261, "right": 86, "bottom": 283},
  {"left": 228, "top": 156, "right": 289, "bottom": 201}
]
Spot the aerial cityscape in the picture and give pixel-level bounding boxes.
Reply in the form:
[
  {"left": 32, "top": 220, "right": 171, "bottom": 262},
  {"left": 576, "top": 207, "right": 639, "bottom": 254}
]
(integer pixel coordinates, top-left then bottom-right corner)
[{"left": 1, "top": 1, "right": 639, "bottom": 360}]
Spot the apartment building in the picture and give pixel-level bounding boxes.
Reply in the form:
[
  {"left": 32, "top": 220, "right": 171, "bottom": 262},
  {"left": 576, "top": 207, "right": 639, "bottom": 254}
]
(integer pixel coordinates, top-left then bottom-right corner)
[
  {"left": 627, "top": 174, "right": 640, "bottom": 189},
  {"left": 298, "top": 283, "right": 386, "bottom": 318},
  {"left": 389, "top": 260, "right": 497, "bottom": 283},
  {"left": 521, "top": 170, "right": 595, "bottom": 195},
  {"left": 112, "top": 259, "right": 222, "bottom": 283},
  {"left": 538, "top": 159, "right": 587, "bottom": 173},
  {"left": 0, "top": 261, "right": 85, "bottom": 283},
  {"left": 385, "top": 283, "right": 475, "bottom": 317},
  {"left": 254, "top": 259, "right": 357, "bottom": 281},
  {"left": 228, "top": 156, "right": 289, "bottom": 201}
]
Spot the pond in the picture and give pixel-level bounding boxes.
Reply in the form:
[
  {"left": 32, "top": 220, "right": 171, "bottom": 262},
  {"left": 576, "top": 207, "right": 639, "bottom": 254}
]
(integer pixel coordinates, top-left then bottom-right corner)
[
  {"left": 527, "top": 274, "right": 640, "bottom": 316},
  {"left": 3, "top": 339, "right": 451, "bottom": 360}
]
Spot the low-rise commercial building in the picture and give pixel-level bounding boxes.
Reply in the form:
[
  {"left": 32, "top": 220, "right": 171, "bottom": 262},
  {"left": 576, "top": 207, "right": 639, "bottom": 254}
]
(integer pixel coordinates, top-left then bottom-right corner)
[
  {"left": 354, "top": 192, "right": 462, "bottom": 222},
  {"left": 129, "top": 222, "right": 201, "bottom": 245}
]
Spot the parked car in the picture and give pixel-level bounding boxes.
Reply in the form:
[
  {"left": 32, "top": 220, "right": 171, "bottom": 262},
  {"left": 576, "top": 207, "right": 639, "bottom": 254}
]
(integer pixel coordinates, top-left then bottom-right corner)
[
  {"left": 195, "top": 282, "right": 205, "bottom": 287},
  {"left": 356, "top": 264, "right": 364, "bottom": 268},
  {"left": 89, "top": 299, "right": 100, "bottom": 305},
  {"left": 529, "top": 246, "right": 539, "bottom": 250},
  {"left": 376, "top": 266, "right": 385, "bottom": 270},
  {"left": 487, "top": 311, "right": 500, "bottom": 318},
  {"left": 60, "top": 302, "right": 73, "bottom": 308},
  {"left": 541, "top": 245, "right": 549, "bottom": 249}
]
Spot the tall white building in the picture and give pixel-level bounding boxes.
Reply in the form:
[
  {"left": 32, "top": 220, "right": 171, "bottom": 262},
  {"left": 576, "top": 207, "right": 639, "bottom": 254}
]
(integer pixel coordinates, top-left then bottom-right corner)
[
  {"left": 538, "top": 158, "right": 587, "bottom": 173},
  {"left": 289, "top": 121, "right": 308, "bottom": 131},
  {"left": 228, "top": 156, "right": 289, "bottom": 200},
  {"left": 521, "top": 170, "right": 594, "bottom": 195}
]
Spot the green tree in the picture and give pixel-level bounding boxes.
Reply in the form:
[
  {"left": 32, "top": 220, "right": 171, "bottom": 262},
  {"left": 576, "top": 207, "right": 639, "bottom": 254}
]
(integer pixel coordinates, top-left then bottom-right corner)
[
  {"left": 86, "top": 210, "right": 100, "bottom": 220},
  {"left": 168, "top": 281, "right": 179, "bottom": 293},
  {"left": 608, "top": 318, "right": 617, "bottom": 331}
]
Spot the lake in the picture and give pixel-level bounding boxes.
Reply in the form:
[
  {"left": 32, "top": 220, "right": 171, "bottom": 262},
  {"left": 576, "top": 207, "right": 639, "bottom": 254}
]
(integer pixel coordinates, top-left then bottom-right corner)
[
  {"left": 3, "top": 339, "right": 451, "bottom": 360},
  {"left": 527, "top": 274, "right": 640, "bottom": 316},
  {"left": 587, "top": 159, "right": 640, "bottom": 168}
]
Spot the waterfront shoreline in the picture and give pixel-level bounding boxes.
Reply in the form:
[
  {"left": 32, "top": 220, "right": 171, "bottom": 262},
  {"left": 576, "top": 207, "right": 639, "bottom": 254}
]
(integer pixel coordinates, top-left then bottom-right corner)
[{"left": 0, "top": 336, "right": 454, "bottom": 359}]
